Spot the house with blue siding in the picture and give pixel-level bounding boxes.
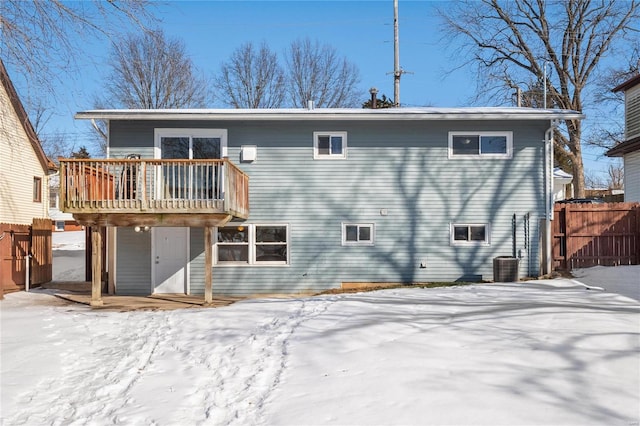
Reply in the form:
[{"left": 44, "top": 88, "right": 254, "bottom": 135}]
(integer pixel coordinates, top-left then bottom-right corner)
[{"left": 60, "top": 107, "right": 582, "bottom": 305}]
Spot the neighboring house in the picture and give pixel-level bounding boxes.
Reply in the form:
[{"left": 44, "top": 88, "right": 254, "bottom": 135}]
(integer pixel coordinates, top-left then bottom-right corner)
[
  {"left": 48, "top": 173, "right": 82, "bottom": 231},
  {"left": 62, "top": 107, "right": 582, "bottom": 302},
  {"left": 606, "top": 74, "right": 640, "bottom": 202},
  {"left": 0, "top": 59, "right": 55, "bottom": 225},
  {"left": 553, "top": 167, "right": 573, "bottom": 201}
]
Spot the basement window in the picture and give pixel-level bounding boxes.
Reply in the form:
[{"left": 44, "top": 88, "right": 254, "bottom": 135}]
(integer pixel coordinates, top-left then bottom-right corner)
[
  {"left": 215, "top": 224, "right": 289, "bottom": 265},
  {"left": 450, "top": 223, "right": 490, "bottom": 246},
  {"left": 342, "top": 223, "right": 375, "bottom": 246}
]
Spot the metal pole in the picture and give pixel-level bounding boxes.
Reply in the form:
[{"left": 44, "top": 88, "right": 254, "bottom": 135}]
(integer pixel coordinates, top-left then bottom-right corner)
[
  {"left": 393, "top": 0, "right": 400, "bottom": 107},
  {"left": 543, "top": 61, "right": 548, "bottom": 109}
]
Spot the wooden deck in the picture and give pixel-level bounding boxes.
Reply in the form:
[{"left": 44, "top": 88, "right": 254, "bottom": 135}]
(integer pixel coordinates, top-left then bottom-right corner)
[
  {"left": 41, "top": 281, "right": 242, "bottom": 310},
  {"left": 58, "top": 158, "right": 249, "bottom": 226}
]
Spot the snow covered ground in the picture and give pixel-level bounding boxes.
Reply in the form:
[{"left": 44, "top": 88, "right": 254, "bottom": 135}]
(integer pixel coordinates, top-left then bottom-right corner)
[
  {"left": 1, "top": 233, "right": 638, "bottom": 425},
  {"left": 51, "top": 231, "right": 85, "bottom": 282}
]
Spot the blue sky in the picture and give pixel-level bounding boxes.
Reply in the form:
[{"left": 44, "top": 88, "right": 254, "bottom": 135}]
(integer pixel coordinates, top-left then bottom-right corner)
[{"left": 9, "top": 0, "right": 622, "bottom": 181}]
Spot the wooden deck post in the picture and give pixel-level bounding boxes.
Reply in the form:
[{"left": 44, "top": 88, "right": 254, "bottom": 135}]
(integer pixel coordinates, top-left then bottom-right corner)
[
  {"left": 91, "top": 226, "right": 103, "bottom": 307},
  {"left": 204, "top": 226, "right": 213, "bottom": 304}
]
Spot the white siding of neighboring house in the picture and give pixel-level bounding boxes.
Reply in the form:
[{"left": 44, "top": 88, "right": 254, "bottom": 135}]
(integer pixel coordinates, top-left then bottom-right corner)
[
  {"left": 0, "top": 81, "right": 49, "bottom": 225},
  {"left": 553, "top": 168, "right": 573, "bottom": 201},
  {"left": 626, "top": 84, "right": 640, "bottom": 141},
  {"left": 624, "top": 150, "right": 640, "bottom": 202},
  {"left": 48, "top": 173, "right": 74, "bottom": 226}
]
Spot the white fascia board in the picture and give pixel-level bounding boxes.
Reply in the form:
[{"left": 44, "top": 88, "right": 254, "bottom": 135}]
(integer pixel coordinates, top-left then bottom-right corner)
[{"left": 75, "top": 107, "right": 584, "bottom": 122}]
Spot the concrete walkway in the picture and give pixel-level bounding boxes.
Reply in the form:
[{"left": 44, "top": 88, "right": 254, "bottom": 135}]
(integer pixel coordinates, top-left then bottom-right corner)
[{"left": 40, "top": 281, "right": 241, "bottom": 311}]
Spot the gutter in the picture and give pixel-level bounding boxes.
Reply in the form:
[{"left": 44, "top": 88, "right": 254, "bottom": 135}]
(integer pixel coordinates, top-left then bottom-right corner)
[
  {"left": 74, "top": 108, "right": 585, "bottom": 122},
  {"left": 544, "top": 119, "right": 560, "bottom": 275}
]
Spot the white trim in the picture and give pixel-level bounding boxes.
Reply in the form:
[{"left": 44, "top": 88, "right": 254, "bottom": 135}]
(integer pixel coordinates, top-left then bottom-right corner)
[
  {"left": 214, "top": 223, "right": 290, "bottom": 266},
  {"left": 448, "top": 131, "right": 513, "bottom": 159},
  {"left": 106, "top": 120, "right": 110, "bottom": 158},
  {"left": 313, "top": 131, "right": 347, "bottom": 159},
  {"left": 76, "top": 107, "right": 585, "bottom": 122},
  {"left": 450, "top": 223, "right": 491, "bottom": 246},
  {"left": 342, "top": 223, "right": 375, "bottom": 246},
  {"left": 108, "top": 227, "right": 117, "bottom": 295}
]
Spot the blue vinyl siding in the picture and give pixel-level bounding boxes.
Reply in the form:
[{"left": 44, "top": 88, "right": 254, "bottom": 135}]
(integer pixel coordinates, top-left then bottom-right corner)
[
  {"left": 109, "top": 119, "right": 547, "bottom": 295},
  {"left": 115, "top": 226, "right": 152, "bottom": 295}
]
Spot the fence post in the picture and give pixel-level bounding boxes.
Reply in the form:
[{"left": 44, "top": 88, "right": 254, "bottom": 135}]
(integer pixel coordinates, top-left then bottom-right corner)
[{"left": 565, "top": 203, "right": 573, "bottom": 270}]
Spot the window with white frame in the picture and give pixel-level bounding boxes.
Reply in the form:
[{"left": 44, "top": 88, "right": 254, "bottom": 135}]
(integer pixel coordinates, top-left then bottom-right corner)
[
  {"left": 215, "top": 224, "right": 289, "bottom": 265},
  {"left": 342, "top": 223, "right": 375, "bottom": 245},
  {"left": 449, "top": 131, "right": 512, "bottom": 158},
  {"left": 450, "top": 223, "right": 490, "bottom": 246},
  {"left": 155, "top": 128, "right": 228, "bottom": 200},
  {"left": 314, "top": 131, "right": 347, "bottom": 159}
]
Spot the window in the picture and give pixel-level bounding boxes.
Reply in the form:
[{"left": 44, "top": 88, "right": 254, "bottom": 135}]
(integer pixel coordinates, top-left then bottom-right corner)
[
  {"left": 215, "top": 224, "right": 289, "bottom": 265},
  {"left": 216, "top": 226, "right": 249, "bottom": 263},
  {"left": 449, "top": 132, "right": 512, "bottom": 158},
  {"left": 49, "top": 189, "right": 58, "bottom": 208},
  {"left": 55, "top": 221, "right": 65, "bottom": 232},
  {"left": 155, "top": 128, "right": 228, "bottom": 200},
  {"left": 314, "top": 131, "right": 347, "bottom": 159},
  {"left": 33, "top": 177, "right": 42, "bottom": 202},
  {"left": 450, "top": 223, "right": 490, "bottom": 246},
  {"left": 342, "top": 223, "right": 375, "bottom": 246}
]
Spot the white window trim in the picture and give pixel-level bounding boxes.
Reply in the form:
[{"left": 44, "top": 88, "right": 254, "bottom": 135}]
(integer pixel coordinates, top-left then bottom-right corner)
[
  {"left": 214, "top": 223, "right": 290, "bottom": 266},
  {"left": 450, "top": 223, "right": 491, "bottom": 246},
  {"left": 342, "top": 223, "right": 375, "bottom": 246},
  {"left": 154, "top": 128, "right": 228, "bottom": 159},
  {"left": 313, "top": 131, "right": 348, "bottom": 159},
  {"left": 448, "top": 131, "right": 513, "bottom": 159}
]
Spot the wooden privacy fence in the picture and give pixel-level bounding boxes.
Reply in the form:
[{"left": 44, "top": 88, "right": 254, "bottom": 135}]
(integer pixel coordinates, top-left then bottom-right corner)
[
  {"left": 553, "top": 203, "right": 640, "bottom": 270},
  {"left": 0, "top": 218, "right": 52, "bottom": 296}
]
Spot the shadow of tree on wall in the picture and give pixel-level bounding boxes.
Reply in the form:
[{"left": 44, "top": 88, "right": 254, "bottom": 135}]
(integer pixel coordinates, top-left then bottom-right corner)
[
  {"left": 212, "top": 121, "right": 547, "bottom": 293},
  {"left": 286, "top": 140, "right": 544, "bottom": 286}
]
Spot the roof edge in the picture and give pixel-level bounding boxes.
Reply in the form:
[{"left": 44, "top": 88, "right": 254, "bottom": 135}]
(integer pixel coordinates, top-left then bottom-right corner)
[
  {"left": 75, "top": 107, "right": 584, "bottom": 121},
  {"left": 606, "top": 136, "right": 640, "bottom": 157},
  {"left": 0, "top": 59, "right": 56, "bottom": 171},
  {"left": 612, "top": 74, "right": 640, "bottom": 93}
]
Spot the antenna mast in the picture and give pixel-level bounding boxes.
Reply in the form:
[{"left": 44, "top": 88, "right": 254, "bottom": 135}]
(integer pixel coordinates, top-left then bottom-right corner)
[
  {"left": 390, "top": 0, "right": 412, "bottom": 106},
  {"left": 393, "top": 0, "right": 401, "bottom": 107}
]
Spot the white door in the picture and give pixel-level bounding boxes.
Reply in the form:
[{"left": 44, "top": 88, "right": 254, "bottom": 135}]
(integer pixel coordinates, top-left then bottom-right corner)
[{"left": 153, "top": 227, "right": 188, "bottom": 294}]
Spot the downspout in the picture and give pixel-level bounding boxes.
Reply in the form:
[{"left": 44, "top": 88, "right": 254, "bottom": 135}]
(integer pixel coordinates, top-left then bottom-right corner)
[{"left": 544, "top": 120, "right": 560, "bottom": 275}]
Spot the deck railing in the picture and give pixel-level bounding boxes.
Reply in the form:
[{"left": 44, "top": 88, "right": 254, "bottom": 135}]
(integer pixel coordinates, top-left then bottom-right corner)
[{"left": 59, "top": 158, "right": 249, "bottom": 218}]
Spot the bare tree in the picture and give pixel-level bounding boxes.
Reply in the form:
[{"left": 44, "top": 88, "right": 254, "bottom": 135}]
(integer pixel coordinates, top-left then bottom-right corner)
[
  {"left": 214, "top": 42, "right": 285, "bottom": 108},
  {"left": 0, "top": 0, "right": 155, "bottom": 94},
  {"left": 585, "top": 160, "right": 624, "bottom": 189},
  {"left": 607, "top": 162, "right": 624, "bottom": 190},
  {"left": 285, "top": 38, "right": 363, "bottom": 108},
  {"left": 39, "top": 132, "right": 76, "bottom": 165},
  {"left": 587, "top": 46, "right": 639, "bottom": 150},
  {"left": 102, "top": 29, "right": 210, "bottom": 109},
  {"left": 439, "top": 0, "right": 639, "bottom": 198}
]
